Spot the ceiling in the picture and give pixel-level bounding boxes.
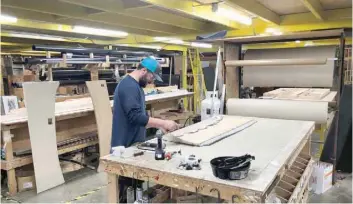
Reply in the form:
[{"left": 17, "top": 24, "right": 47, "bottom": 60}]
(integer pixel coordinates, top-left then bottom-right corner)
[{"left": 1, "top": 0, "right": 352, "bottom": 55}]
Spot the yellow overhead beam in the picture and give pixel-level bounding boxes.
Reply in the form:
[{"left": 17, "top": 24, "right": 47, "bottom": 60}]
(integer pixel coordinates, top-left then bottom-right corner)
[
  {"left": 226, "top": 8, "right": 352, "bottom": 37},
  {"left": 59, "top": 0, "right": 223, "bottom": 32},
  {"left": 227, "top": 0, "right": 280, "bottom": 25},
  {"left": 1, "top": 18, "right": 157, "bottom": 44},
  {"left": 140, "top": 0, "right": 242, "bottom": 29},
  {"left": 300, "top": 0, "right": 325, "bottom": 20},
  {"left": 2, "top": 0, "right": 199, "bottom": 36}
]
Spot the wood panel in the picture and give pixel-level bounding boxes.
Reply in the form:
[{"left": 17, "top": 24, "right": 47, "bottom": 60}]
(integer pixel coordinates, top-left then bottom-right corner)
[
  {"left": 86, "top": 80, "right": 112, "bottom": 157},
  {"left": 224, "top": 43, "right": 241, "bottom": 100},
  {"left": 23, "top": 82, "right": 64, "bottom": 193}
]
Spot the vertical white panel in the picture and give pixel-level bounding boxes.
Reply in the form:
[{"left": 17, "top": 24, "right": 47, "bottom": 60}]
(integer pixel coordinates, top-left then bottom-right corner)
[
  {"left": 23, "top": 81, "right": 64, "bottom": 193},
  {"left": 86, "top": 80, "right": 112, "bottom": 157},
  {"left": 243, "top": 46, "right": 336, "bottom": 87}
]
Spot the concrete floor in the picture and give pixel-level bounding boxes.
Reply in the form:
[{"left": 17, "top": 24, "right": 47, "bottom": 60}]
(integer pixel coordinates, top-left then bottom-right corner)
[{"left": 1, "top": 167, "right": 352, "bottom": 203}]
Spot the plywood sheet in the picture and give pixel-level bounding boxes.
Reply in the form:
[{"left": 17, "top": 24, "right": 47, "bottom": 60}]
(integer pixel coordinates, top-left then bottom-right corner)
[
  {"left": 262, "top": 88, "right": 336, "bottom": 102},
  {"left": 86, "top": 80, "right": 112, "bottom": 157},
  {"left": 164, "top": 115, "right": 256, "bottom": 146},
  {"left": 243, "top": 46, "right": 336, "bottom": 87},
  {"left": 23, "top": 82, "right": 64, "bottom": 193},
  {"left": 227, "top": 98, "right": 328, "bottom": 124}
]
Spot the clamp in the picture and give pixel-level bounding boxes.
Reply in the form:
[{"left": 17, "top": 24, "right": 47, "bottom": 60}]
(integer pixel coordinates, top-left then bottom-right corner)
[{"left": 210, "top": 188, "right": 221, "bottom": 203}]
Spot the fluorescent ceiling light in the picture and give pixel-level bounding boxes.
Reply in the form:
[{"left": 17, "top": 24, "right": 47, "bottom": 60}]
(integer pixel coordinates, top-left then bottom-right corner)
[
  {"left": 73, "top": 26, "right": 128, "bottom": 37},
  {"left": 154, "top": 37, "right": 170, "bottom": 42},
  {"left": 304, "top": 41, "right": 314, "bottom": 47},
  {"left": 265, "top": 28, "right": 282, "bottom": 35},
  {"left": 215, "top": 7, "right": 252, "bottom": 25},
  {"left": 273, "top": 31, "right": 283, "bottom": 36},
  {"left": 10, "top": 33, "right": 66, "bottom": 41},
  {"left": 191, "top": 42, "right": 213, "bottom": 48},
  {"left": 0, "top": 14, "right": 17, "bottom": 23},
  {"left": 139, "top": 44, "right": 162, "bottom": 50},
  {"left": 168, "top": 39, "right": 185, "bottom": 44}
]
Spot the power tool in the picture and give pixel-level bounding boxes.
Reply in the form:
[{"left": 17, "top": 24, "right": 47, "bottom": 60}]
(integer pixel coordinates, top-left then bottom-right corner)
[{"left": 155, "top": 129, "right": 165, "bottom": 160}]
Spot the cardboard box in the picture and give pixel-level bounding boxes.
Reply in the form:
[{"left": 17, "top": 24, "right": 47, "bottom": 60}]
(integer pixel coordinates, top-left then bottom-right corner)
[
  {"left": 309, "top": 161, "right": 333, "bottom": 194},
  {"left": 17, "top": 175, "right": 36, "bottom": 192},
  {"left": 23, "top": 74, "right": 35, "bottom": 82},
  {"left": 13, "top": 88, "right": 24, "bottom": 100},
  {"left": 16, "top": 165, "right": 36, "bottom": 192}
]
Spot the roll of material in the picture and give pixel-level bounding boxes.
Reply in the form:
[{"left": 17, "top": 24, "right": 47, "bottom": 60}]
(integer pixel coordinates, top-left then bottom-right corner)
[
  {"left": 227, "top": 98, "right": 328, "bottom": 124},
  {"left": 242, "top": 46, "right": 336, "bottom": 87},
  {"left": 225, "top": 58, "right": 328, "bottom": 66}
]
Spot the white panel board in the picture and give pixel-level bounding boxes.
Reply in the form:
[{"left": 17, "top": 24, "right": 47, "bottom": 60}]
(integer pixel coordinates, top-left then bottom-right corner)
[
  {"left": 164, "top": 115, "right": 256, "bottom": 146},
  {"left": 243, "top": 46, "right": 336, "bottom": 87},
  {"left": 23, "top": 81, "right": 64, "bottom": 193},
  {"left": 227, "top": 98, "right": 328, "bottom": 123},
  {"left": 86, "top": 80, "right": 112, "bottom": 157}
]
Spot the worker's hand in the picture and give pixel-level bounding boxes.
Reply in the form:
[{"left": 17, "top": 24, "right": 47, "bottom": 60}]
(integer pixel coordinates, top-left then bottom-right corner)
[{"left": 162, "top": 120, "right": 180, "bottom": 132}]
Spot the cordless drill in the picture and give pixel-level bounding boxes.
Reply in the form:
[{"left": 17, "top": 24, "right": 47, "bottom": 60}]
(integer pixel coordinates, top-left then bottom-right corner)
[{"left": 155, "top": 129, "right": 165, "bottom": 160}]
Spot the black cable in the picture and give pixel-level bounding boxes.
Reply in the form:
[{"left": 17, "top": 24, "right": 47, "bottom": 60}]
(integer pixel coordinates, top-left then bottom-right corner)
[{"left": 183, "top": 116, "right": 193, "bottom": 127}]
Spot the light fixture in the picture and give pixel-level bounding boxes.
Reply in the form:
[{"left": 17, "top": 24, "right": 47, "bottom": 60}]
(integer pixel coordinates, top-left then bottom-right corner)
[
  {"left": 213, "top": 4, "right": 252, "bottom": 25},
  {"left": 191, "top": 42, "right": 213, "bottom": 48},
  {"left": 168, "top": 39, "right": 185, "bottom": 44},
  {"left": 295, "top": 40, "right": 301, "bottom": 43},
  {"left": 304, "top": 41, "right": 314, "bottom": 47},
  {"left": 73, "top": 26, "right": 128, "bottom": 37},
  {"left": 139, "top": 44, "right": 162, "bottom": 50},
  {"left": 154, "top": 37, "right": 170, "bottom": 42},
  {"left": 0, "top": 14, "right": 17, "bottom": 23},
  {"left": 265, "top": 28, "right": 282, "bottom": 36},
  {"left": 154, "top": 37, "right": 186, "bottom": 45},
  {"left": 10, "top": 33, "right": 66, "bottom": 41}
]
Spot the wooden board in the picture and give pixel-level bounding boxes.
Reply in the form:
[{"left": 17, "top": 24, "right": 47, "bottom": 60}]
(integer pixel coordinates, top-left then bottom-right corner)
[
  {"left": 86, "top": 81, "right": 112, "bottom": 157},
  {"left": 227, "top": 99, "right": 328, "bottom": 124},
  {"left": 101, "top": 116, "right": 315, "bottom": 201},
  {"left": 23, "top": 82, "right": 64, "bottom": 193},
  {"left": 262, "top": 88, "right": 335, "bottom": 102},
  {"left": 242, "top": 46, "right": 336, "bottom": 87},
  {"left": 164, "top": 115, "right": 256, "bottom": 146},
  {"left": 1, "top": 90, "right": 193, "bottom": 126}
]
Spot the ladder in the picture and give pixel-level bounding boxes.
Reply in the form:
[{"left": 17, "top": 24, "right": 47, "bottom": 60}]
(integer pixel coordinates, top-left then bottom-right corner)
[{"left": 188, "top": 48, "right": 207, "bottom": 114}]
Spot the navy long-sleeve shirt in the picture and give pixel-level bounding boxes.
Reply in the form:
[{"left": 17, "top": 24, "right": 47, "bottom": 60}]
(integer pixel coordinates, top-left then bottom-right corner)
[{"left": 111, "top": 75, "right": 149, "bottom": 148}]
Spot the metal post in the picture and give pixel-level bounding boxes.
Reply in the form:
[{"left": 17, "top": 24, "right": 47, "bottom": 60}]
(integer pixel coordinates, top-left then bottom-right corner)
[
  {"left": 332, "top": 31, "right": 345, "bottom": 185},
  {"left": 211, "top": 47, "right": 221, "bottom": 116},
  {"left": 169, "top": 57, "right": 173, "bottom": 86}
]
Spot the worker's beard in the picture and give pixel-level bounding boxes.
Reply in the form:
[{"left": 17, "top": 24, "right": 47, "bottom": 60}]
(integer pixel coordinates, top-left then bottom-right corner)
[{"left": 139, "top": 75, "right": 148, "bottom": 88}]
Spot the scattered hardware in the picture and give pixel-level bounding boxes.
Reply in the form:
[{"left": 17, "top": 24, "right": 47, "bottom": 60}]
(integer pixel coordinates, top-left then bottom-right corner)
[
  {"left": 178, "top": 155, "right": 202, "bottom": 170},
  {"left": 210, "top": 154, "right": 255, "bottom": 180},
  {"left": 165, "top": 150, "right": 181, "bottom": 160},
  {"left": 133, "top": 151, "right": 144, "bottom": 157},
  {"left": 165, "top": 150, "right": 182, "bottom": 160}
]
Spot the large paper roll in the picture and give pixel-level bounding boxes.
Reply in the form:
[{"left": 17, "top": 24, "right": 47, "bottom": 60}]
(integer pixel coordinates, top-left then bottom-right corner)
[
  {"left": 227, "top": 98, "right": 328, "bottom": 123},
  {"left": 243, "top": 46, "right": 336, "bottom": 87}
]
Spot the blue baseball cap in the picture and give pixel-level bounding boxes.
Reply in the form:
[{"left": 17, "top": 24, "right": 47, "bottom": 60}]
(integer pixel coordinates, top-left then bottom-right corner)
[{"left": 140, "top": 57, "right": 163, "bottom": 82}]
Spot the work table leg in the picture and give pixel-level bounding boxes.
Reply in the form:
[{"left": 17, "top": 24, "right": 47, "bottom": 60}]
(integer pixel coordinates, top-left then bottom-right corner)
[
  {"left": 3, "top": 130, "right": 17, "bottom": 195},
  {"left": 107, "top": 173, "right": 119, "bottom": 203}
]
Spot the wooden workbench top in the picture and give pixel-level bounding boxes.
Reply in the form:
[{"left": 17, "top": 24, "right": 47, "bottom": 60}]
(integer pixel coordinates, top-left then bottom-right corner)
[
  {"left": 1, "top": 90, "right": 193, "bottom": 127},
  {"left": 101, "top": 116, "right": 314, "bottom": 198}
]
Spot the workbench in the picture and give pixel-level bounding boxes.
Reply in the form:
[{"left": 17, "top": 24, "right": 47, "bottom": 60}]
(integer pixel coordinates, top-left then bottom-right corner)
[
  {"left": 100, "top": 116, "right": 314, "bottom": 203},
  {"left": 1, "top": 90, "right": 193, "bottom": 195}
]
